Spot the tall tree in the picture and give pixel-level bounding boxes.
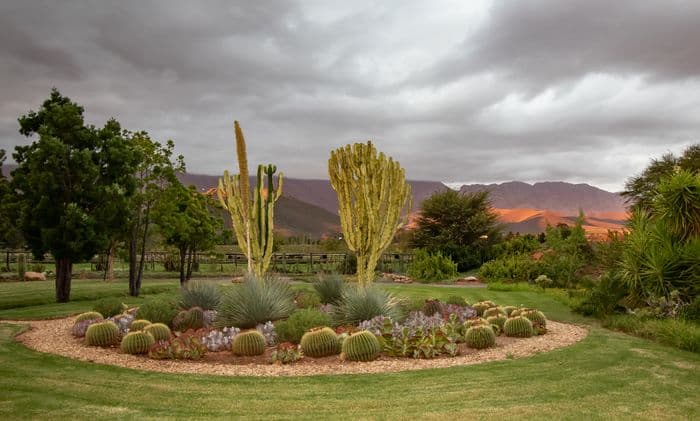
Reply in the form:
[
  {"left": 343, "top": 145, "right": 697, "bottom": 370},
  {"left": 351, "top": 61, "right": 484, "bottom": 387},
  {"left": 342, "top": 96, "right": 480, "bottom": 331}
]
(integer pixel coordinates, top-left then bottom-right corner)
[
  {"left": 12, "top": 89, "right": 137, "bottom": 302},
  {"left": 0, "top": 150, "right": 25, "bottom": 270}
]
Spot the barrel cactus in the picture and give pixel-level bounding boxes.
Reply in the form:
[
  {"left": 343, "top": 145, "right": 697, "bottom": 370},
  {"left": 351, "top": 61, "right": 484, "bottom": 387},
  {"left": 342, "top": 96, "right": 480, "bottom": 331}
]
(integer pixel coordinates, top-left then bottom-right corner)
[
  {"left": 300, "top": 327, "right": 339, "bottom": 358},
  {"left": 85, "top": 321, "right": 120, "bottom": 347},
  {"left": 472, "top": 301, "right": 496, "bottom": 317},
  {"left": 232, "top": 330, "right": 266, "bottom": 356},
  {"left": 504, "top": 316, "right": 534, "bottom": 338},
  {"left": 71, "top": 319, "right": 100, "bottom": 337},
  {"left": 143, "top": 323, "right": 171, "bottom": 342},
  {"left": 75, "top": 311, "right": 104, "bottom": 323},
  {"left": 521, "top": 310, "right": 547, "bottom": 334},
  {"left": 491, "top": 323, "right": 502, "bottom": 336},
  {"left": 130, "top": 319, "right": 152, "bottom": 331},
  {"left": 422, "top": 299, "right": 443, "bottom": 317},
  {"left": 503, "top": 306, "right": 518, "bottom": 317},
  {"left": 487, "top": 314, "right": 507, "bottom": 332},
  {"left": 120, "top": 331, "right": 155, "bottom": 354},
  {"left": 465, "top": 325, "right": 496, "bottom": 349},
  {"left": 342, "top": 330, "right": 381, "bottom": 362},
  {"left": 173, "top": 307, "right": 205, "bottom": 332},
  {"left": 483, "top": 307, "right": 506, "bottom": 318},
  {"left": 464, "top": 318, "right": 490, "bottom": 329}
]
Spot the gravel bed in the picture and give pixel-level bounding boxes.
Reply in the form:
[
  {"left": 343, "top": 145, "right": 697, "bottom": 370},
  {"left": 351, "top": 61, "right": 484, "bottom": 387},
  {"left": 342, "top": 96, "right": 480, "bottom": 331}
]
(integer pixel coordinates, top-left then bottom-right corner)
[{"left": 7, "top": 317, "right": 588, "bottom": 377}]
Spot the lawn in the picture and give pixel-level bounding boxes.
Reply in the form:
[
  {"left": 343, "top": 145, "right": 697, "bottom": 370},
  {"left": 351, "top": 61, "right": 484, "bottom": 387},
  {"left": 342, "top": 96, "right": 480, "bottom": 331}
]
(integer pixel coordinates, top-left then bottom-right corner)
[{"left": 1, "top": 278, "right": 699, "bottom": 419}]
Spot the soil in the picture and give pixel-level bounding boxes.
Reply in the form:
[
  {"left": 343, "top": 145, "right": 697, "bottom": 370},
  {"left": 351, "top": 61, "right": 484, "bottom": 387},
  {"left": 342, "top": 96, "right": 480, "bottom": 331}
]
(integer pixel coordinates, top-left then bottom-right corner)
[{"left": 7, "top": 317, "right": 588, "bottom": 377}]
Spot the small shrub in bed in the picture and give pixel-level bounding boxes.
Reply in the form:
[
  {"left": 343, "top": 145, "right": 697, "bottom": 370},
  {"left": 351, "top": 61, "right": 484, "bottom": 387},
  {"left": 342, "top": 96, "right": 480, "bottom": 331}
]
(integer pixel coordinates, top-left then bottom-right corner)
[
  {"left": 275, "top": 308, "right": 332, "bottom": 344},
  {"left": 148, "top": 333, "right": 207, "bottom": 360},
  {"left": 216, "top": 274, "right": 295, "bottom": 329},
  {"left": 137, "top": 298, "right": 179, "bottom": 327},
  {"left": 294, "top": 291, "right": 321, "bottom": 309},
  {"left": 231, "top": 330, "right": 266, "bottom": 356},
  {"left": 271, "top": 342, "right": 302, "bottom": 364},
  {"left": 93, "top": 297, "right": 126, "bottom": 318},
  {"left": 341, "top": 330, "right": 381, "bottom": 362},
  {"left": 407, "top": 249, "right": 458, "bottom": 282},
  {"left": 179, "top": 280, "right": 221, "bottom": 310},
  {"left": 300, "top": 327, "right": 339, "bottom": 357},
  {"left": 313, "top": 274, "right": 346, "bottom": 305}
]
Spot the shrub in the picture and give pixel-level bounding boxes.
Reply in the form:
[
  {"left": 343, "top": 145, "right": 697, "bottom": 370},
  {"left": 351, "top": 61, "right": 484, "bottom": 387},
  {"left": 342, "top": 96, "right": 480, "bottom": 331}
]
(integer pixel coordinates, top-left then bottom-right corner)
[
  {"left": 75, "top": 311, "right": 104, "bottom": 323},
  {"left": 148, "top": 333, "right": 207, "bottom": 360},
  {"left": 504, "top": 316, "right": 533, "bottom": 338},
  {"left": 93, "top": 297, "right": 125, "bottom": 318},
  {"left": 535, "top": 274, "right": 554, "bottom": 290},
  {"left": 445, "top": 295, "right": 467, "bottom": 306},
  {"left": 143, "top": 323, "right": 171, "bottom": 342},
  {"left": 407, "top": 249, "right": 458, "bottom": 282},
  {"left": 300, "top": 327, "right": 339, "bottom": 357},
  {"left": 602, "top": 315, "right": 700, "bottom": 353},
  {"left": 129, "top": 319, "right": 151, "bottom": 331},
  {"left": 120, "top": 331, "right": 155, "bottom": 354},
  {"left": 465, "top": 325, "right": 496, "bottom": 349},
  {"left": 573, "top": 272, "right": 627, "bottom": 317},
  {"left": 173, "top": 307, "right": 205, "bottom": 332},
  {"left": 295, "top": 291, "right": 321, "bottom": 309},
  {"left": 422, "top": 299, "right": 443, "bottom": 317},
  {"left": 85, "top": 321, "right": 120, "bottom": 346},
  {"left": 271, "top": 342, "right": 301, "bottom": 364},
  {"left": 179, "top": 280, "right": 220, "bottom": 310},
  {"left": 479, "top": 253, "right": 539, "bottom": 283},
  {"left": 342, "top": 330, "right": 381, "bottom": 362},
  {"left": 682, "top": 296, "right": 700, "bottom": 321},
  {"left": 275, "top": 308, "right": 332, "bottom": 344},
  {"left": 137, "top": 298, "right": 179, "bottom": 327},
  {"left": 231, "top": 330, "right": 266, "bottom": 356},
  {"left": 216, "top": 274, "right": 295, "bottom": 329},
  {"left": 332, "top": 286, "right": 403, "bottom": 326},
  {"left": 313, "top": 274, "right": 346, "bottom": 305}
]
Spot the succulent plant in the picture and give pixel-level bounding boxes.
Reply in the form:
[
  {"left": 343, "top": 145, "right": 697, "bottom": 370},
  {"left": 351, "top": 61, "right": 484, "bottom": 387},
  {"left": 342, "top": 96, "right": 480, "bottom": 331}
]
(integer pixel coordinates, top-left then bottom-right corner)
[
  {"left": 341, "top": 330, "right": 381, "bottom": 362},
  {"left": 75, "top": 311, "right": 104, "bottom": 323},
  {"left": 271, "top": 342, "right": 302, "bottom": 364},
  {"left": 504, "top": 316, "right": 534, "bottom": 338},
  {"left": 503, "top": 306, "right": 518, "bottom": 317},
  {"left": 509, "top": 307, "right": 532, "bottom": 318},
  {"left": 200, "top": 327, "right": 239, "bottom": 351},
  {"left": 71, "top": 319, "right": 100, "bottom": 337},
  {"left": 300, "top": 327, "right": 339, "bottom": 358},
  {"left": 85, "top": 321, "right": 120, "bottom": 347},
  {"left": 483, "top": 307, "right": 506, "bottom": 318},
  {"left": 120, "top": 331, "right": 155, "bottom": 354},
  {"left": 130, "top": 319, "right": 152, "bottom": 331},
  {"left": 464, "top": 318, "right": 490, "bottom": 328},
  {"left": 465, "top": 325, "right": 496, "bottom": 349},
  {"left": 473, "top": 301, "right": 497, "bottom": 317},
  {"left": 491, "top": 323, "right": 502, "bottom": 336},
  {"left": 108, "top": 313, "right": 136, "bottom": 335},
  {"left": 521, "top": 309, "right": 546, "bottom": 326},
  {"left": 231, "top": 330, "right": 266, "bottom": 356},
  {"left": 486, "top": 315, "right": 507, "bottom": 332},
  {"left": 422, "top": 299, "right": 443, "bottom": 317},
  {"left": 256, "top": 321, "right": 277, "bottom": 346},
  {"left": 173, "top": 307, "right": 205, "bottom": 332},
  {"left": 442, "top": 304, "right": 478, "bottom": 322},
  {"left": 143, "top": 323, "right": 171, "bottom": 342}
]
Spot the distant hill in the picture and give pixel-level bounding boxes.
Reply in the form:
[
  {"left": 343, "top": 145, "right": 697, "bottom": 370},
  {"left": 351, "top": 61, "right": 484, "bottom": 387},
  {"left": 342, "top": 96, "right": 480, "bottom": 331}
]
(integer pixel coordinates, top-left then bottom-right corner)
[{"left": 495, "top": 208, "right": 627, "bottom": 235}]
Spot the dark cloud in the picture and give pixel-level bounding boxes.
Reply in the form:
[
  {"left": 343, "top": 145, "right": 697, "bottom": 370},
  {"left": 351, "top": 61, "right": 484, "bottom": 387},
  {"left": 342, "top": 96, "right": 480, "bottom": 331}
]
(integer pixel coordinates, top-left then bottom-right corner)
[{"left": 1, "top": 0, "right": 698, "bottom": 192}]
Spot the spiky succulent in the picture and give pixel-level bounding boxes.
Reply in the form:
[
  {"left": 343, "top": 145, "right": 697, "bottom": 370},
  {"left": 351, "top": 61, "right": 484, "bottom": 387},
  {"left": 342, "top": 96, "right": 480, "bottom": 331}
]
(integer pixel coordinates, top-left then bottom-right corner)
[
  {"left": 130, "top": 319, "right": 152, "bottom": 331},
  {"left": 486, "top": 314, "right": 507, "bottom": 332},
  {"left": 120, "top": 331, "right": 155, "bottom": 354},
  {"left": 472, "top": 302, "right": 494, "bottom": 317},
  {"left": 143, "top": 323, "right": 171, "bottom": 342},
  {"left": 422, "top": 299, "right": 443, "bottom": 317},
  {"left": 483, "top": 307, "right": 506, "bottom": 318},
  {"left": 503, "top": 306, "right": 518, "bottom": 317},
  {"left": 232, "top": 330, "right": 266, "bottom": 356},
  {"left": 300, "top": 327, "right": 339, "bottom": 358},
  {"left": 173, "top": 307, "right": 205, "bottom": 332},
  {"left": 504, "top": 316, "right": 534, "bottom": 338},
  {"left": 75, "top": 311, "right": 104, "bottom": 323},
  {"left": 464, "top": 318, "right": 490, "bottom": 328},
  {"left": 465, "top": 325, "right": 496, "bottom": 349},
  {"left": 85, "top": 321, "right": 120, "bottom": 347},
  {"left": 342, "top": 330, "right": 381, "bottom": 362},
  {"left": 521, "top": 310, "right": 547, "bottom": 334}
]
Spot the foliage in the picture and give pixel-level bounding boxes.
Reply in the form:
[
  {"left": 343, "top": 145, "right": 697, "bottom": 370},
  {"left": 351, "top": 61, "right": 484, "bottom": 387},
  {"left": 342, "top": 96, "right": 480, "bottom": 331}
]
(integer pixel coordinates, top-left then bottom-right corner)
[
  {"left": 407, "top": 249, "right": 458, "bottom": 282},
  {"left": 445, "top": 295, "right": 467, "bottom": 306},
  {"left": 535, "top": 274, "right": 553, "bottom": 290},
  {"left": 271, "top": 342, "right": 302, "bottom": 364},
  {"left": 300, "top": 327, "right": 339, "bottom": 357},
  {"left": 0, "top": 150, "right": 24, "bottom": 254},
  {"left": 172, "top": 307, "right": 205, "bottom": 331},
  {"left": 92, "top": 297, "right": 125, "bottom": 318},
  {"left": 465, "top": 325, "right": 496, "bottom": 349},
  {"left": 294, "top": 291, "right": 321, "bottom": 309},
  {"left": 179, "top": 280, "right": 221, "bottom": 311},
  {"left": 602, "top": 315, "right": 700, "bottom": 353},
  {"left": 120, "top": 331, "right": 155, "bottom": 354},
  {"left": 411, "top": 189, "right": 502, "bottom": 271},
  {"left": 129, "top": 319, "right": 151, "bottom": 331},
  {"left": 143, "top": 323, "right": 171, "bottom": 342},
  {"left": 216, "top": 274, "right": 295, "bottom": 329},
  {"left": 328, "top": 141, "right": 412, "bottom": 287},
  {"left": 682, "top": 296, "right": 700, "bottom": 321},
  {"left": 148, "top": 333, "right": 207, "bottom": 360},
  {"left": 85, "top": 321, "right": 120, "bottom": 347},
  {"left": 479, "top": 253, "right": 539, "bottom": 283},
  {"left": 332, "top": 286, "right": 403, "bottom": 326},
  {"left": 137, "top": 298, "right": 178, "bottom": 327},
  {"left": 75, "top": 311, "right": 104, "bottom": 323},
  {"left": 231, "top": 330, "right": 266, "bottom": 356},
  {"left": 275, "top": 308, "right": 332, "bottom": 344},
  {"left": 313, "top": 274, "right": 346, "bottom": 305},
  {"left": 341, "top": 330, "right": 381, "bottom": 362},
  {"left": 504, "top": 316, "right": 533, "bottom": 338}
]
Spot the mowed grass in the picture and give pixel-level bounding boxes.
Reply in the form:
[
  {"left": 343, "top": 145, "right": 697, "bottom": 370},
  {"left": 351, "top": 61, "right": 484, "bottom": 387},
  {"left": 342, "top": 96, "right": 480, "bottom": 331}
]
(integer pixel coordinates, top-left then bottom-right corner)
[{"left": 0, "top": 278, "right": 699, "bottom": 419}]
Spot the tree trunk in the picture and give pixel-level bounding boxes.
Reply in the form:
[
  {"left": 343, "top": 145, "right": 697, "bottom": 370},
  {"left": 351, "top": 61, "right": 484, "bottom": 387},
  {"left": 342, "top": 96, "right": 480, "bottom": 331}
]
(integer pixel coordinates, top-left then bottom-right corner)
[
  {"left": 179, "top": 246, "right": 187, "bottom": 286},
  {"left": 107, "top": 251, "right": 115, "bottom": 281},
  {"left": 5, "top": 250, "right": 9, "bottom": 272},
  {"left": 55, "top": 257, "right": 72, "bottom": 303},
  {"left": 135, "top": 208, "right": 151, "bottom": 295},
  {"left": 186, "top": 246, "right": 194, "bottom": 281},
  {"left": 128, "top": 235, "right": 139, "bottom": 296}
]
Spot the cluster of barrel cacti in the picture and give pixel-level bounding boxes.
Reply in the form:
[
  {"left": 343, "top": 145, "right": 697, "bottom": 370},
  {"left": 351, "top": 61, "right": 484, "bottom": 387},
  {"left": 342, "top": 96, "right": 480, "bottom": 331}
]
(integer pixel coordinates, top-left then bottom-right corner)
[
  {"left": 85, "top": 321, "right": 120, "bottom": 347},
  {"left": 465, "top": 325, "right": 497, "bottom": 349},
  {"left": 341, "top": 330, "right": 381, "bottom": 362},
  {"left": 121, "top": 331, "right": 155, "bottom": 354},
  {"left": 300, "top": 327, "right": 339, "bottom": 358},
  {"left": 231, "top": 330, "right": 266, "bottom": 356},
  {"left": 143, "top": 323, "right": 171, "bottom": 342},
  {"left": 173, "top": 307, "right": 205, "bottom": 331}
]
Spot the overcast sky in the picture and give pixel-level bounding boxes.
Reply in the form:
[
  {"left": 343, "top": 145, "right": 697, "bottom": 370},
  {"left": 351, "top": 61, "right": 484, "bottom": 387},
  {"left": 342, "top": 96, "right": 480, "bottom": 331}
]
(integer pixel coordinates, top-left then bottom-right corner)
[{"left": 1, "top": 1, "right": 699, "bottom": 192}]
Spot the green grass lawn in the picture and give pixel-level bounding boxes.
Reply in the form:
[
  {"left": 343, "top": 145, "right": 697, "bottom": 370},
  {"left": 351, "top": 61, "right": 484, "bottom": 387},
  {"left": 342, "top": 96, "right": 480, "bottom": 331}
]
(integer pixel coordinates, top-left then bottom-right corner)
[{"left": 0, "top": 278, "right": 699, "bottom": 419}]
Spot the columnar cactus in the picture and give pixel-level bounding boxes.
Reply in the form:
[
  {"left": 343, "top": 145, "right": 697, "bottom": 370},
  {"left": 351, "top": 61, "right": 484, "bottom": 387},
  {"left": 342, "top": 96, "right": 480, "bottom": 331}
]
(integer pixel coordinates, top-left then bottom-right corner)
[
  {"left": 465, "top": 325, "right": 497, "bottom": 349},
  {"left": 328, "top": 141, "right": 412, "bottom": 287},
  {"left": 75, "top": 311, "right": 104, "bottom": 323},
  {"left": 217, "top": 121, "right": 283, "bottom": 277},
  {"left": 504, "top": 316, "right": 534, "bottom": 338},
  {"left": 483, "top": 307, "right": 506, "bottom": 318},
  {"left": 341, "top": 330, "right": 381, "bottom": 362},
  {"left": 85, "top": 321, "right": 120, "bottom": 347},
  {"left": 120, "top": 331, "right": 155, "bottom": 354},
  {"left": 422, "top": 299, "right": 443, "bottom": 317},
  {"left": 130, "top": 319, "right": 152, "bottom": 331},
  {"left": 300, "top": 327, "right": 339, "bottom": 358},
  {"left": 232, "top": 330, "right": 266, "bottom": 356},
  {"left": 143, "top": 323, "right": 171, "bottom": 342}
]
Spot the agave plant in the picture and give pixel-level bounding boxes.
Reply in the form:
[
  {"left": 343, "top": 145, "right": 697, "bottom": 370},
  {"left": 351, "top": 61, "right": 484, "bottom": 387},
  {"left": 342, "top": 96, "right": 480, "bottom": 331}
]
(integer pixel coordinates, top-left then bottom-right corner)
[
  {"left": 180, "top": 280, "right": 221, "bottom": 310},
  {"left": 215, "top": 274, "right": 295, "bottom": 329},
  {"left": 313, "top": 273, "right": 346, "bottom": 305}
]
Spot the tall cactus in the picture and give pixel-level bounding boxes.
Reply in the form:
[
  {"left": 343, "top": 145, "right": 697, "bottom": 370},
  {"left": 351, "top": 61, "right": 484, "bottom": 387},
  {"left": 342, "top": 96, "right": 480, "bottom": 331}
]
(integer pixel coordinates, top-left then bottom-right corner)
[
  {"left": 328, "top": 141, "right": 412, "bottom": 287},
  {"left": 217, "top": 121, "right": 283, "bottom": 277}
]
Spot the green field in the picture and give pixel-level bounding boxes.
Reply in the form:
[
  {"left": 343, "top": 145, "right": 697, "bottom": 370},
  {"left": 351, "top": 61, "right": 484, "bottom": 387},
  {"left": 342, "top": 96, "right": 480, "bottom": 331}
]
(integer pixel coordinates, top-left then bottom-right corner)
[{"left": 1, "top": 278, "right": 699, "bottom": 419}]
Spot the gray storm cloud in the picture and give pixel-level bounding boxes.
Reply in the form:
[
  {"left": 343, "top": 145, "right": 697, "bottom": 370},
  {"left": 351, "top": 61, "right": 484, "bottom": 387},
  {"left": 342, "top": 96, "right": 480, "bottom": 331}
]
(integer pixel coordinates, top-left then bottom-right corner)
[{"left": 1, "top": 0, "right": 698, "bottom": 192}]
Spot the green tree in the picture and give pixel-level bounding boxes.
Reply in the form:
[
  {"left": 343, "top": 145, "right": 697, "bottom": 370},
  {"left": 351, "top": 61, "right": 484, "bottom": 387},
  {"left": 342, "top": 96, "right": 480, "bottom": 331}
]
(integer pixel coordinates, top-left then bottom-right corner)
[
  {"left": 0, "top": 150, "right": 25, "bottom": 269},
  {"left": 411, "top": 190, "right": 502, "bottom": 271},
  {"left": 12, "top": 89, "right": 137, "bottom": 302},
  {"left": 155, "top": 183, "right": 221, "bottom": 285}
]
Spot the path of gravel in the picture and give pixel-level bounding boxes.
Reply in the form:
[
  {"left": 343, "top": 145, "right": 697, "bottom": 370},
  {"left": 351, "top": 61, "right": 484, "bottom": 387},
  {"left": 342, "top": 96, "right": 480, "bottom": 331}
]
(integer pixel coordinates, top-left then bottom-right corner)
[{"left": 7, "top": 317, "right": 588, "bottom": 377}]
